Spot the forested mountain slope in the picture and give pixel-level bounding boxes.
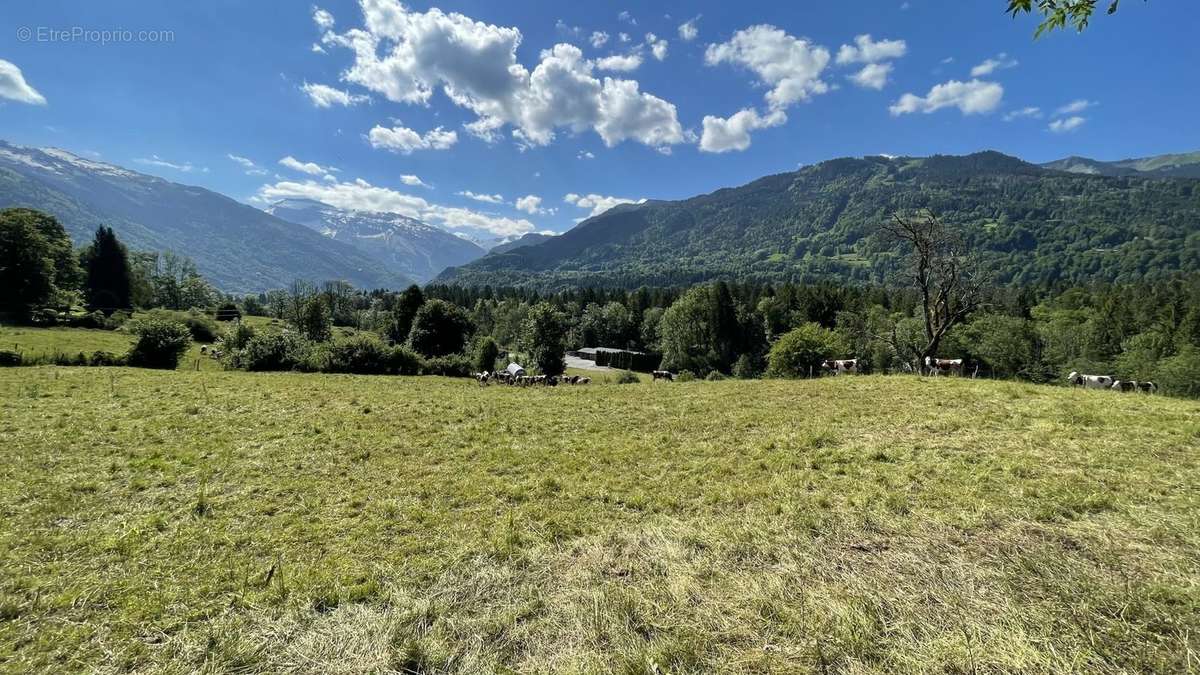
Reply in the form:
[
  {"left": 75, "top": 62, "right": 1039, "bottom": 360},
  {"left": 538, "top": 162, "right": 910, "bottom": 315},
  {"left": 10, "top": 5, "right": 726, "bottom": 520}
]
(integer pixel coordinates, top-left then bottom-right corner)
[{"left": 438, "top": 151, "right": 1200, "bottom": 290}]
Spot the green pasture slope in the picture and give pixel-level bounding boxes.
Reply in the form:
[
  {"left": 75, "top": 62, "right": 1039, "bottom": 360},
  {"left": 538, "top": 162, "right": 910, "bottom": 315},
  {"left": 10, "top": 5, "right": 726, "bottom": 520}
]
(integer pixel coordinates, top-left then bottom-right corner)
[{"left": 1, "top": 367, "right": 1198, "bottom": 672}]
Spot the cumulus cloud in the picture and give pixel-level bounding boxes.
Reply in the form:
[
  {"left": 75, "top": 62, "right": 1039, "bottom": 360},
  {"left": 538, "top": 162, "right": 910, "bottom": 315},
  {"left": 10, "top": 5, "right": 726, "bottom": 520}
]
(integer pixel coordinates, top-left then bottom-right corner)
[
  {"left": 594, "top": 53, "right": 643, "bottom": 72},
  {"left": 590, "top": 31, "right": 609, "bottom": 48},
  {"left": 515, "top": 194, "right": 545, "bottom": 214},
  {"left": 1049, "top": 116, "right": 1086, "bottom": 133},
  {"left": 227, "top": 153, "right": 269, "bottom": 175},
  {"left": 577, "top": 150, "right": 595, "bottom": 160},
  {"left": 970, "top": 53, "right": 1018, "bottom": 77},
  {"left": 678, "top": 17, "right": 700, "bottom": 41},
  {"left": 367, "top": 123, "right": 458, "bottom": 153},
  {"left": 618, "top": 32, "right": 631, "bottom": 43},
  {"left": 400, "top": 174, "right": 429, "bottom": 187},
  {"left": 257, "top": 177, "right": 535, "bottom": 237},
  {"left": 564, "top": 192, "right": 646, "bottom": 218},
  {"left": 1056, "top": 99, "right": 1096, "bottom": 115},
  {"left": 0, "top": 59, "right": 47, "bottom": 105},
  {"left": 699, "top": 108, "right": 787, "bottom": 153},
  {"left": 1003, "top": 106, "right": 1042, "bottom": 121},
  {"left": 135, "top": 155, "right": 206, "bottom": 173},
  {"left": 319, "top": 1, "right": 684, "bottom": 150},
  {"left": 889, "top": 79, "right": 1003, "bottom": 115},
  {"left": 836, "top": 34, "right": 907, "bottom": 65},
  {"left": 705, "top": 25, "right": 831, "bottom": 110},
  {"left": 849, "top": 62, "right": 894, "bottom": 90},
  {"left": 312, "top": 7, "right": 335, "bottom": 30},
  {"left": 279, "top": 155, "right": 335, "bottom": 175},
  {"left": 301, "top": 82, "right": 370, "bottom": 107},
  {"left": 457, "top": 190, "right": 504, "bottom": 204},
  {"left": 645, "top": 33, "right": 668, "bottom": 61}
]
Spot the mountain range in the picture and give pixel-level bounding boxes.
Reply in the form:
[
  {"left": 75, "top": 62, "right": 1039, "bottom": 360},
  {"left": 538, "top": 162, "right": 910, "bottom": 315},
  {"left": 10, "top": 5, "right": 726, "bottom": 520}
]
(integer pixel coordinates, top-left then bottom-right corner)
[
  {"left": 437, "top": 150, "right": 1200, "bottom": 290},
  {"left": 2, "top": 140, "right": 1198, "bottom": 293},
  {"left": 1040, "top": 151, "right": 1200, "bottom": 178},
  {"left": 264, "top": 197, "right": 484, "bottom": 284}
]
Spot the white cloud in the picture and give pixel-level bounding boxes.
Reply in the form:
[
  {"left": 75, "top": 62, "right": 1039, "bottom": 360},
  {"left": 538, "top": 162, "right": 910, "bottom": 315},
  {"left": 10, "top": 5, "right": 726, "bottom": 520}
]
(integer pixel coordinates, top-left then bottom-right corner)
[
  {"left": 618, "top": 10, "right": 636, "bottom": 25},
  {"left": 1049, "top": 116, "right": 1086, "bottom": 133},
  {"left": 970, "top": 53, "right": 1018, "bottom": 77},
  {"left": 554, "top": 19, "right": 581, "bottom": 37},
  {"left": 699, "top": 108, "right": 787, "bottom": 153},
  {"left": 135, "top": 155, "right": 206, "bottom": 173},
  {"left": 678, "top": 17, "right": 700, "bottom": 41},
  {"left": 227, "top": 154, "right": 269, "bottom": 176},
  {"left": 457, "top": 190, "right": 504, "bottom": 204},
  {"left": 645, "top": 33, "right": 668, "bottom": 61},
  {"left": 0, "top": 59, "right": 47, "bottom": 105},
  {"left": 577, "top": 150, "right": 595, "bottom": 160},
  {"left": 618, "top": 32, "right": 631, "bottom": 43},
  {"left": 1003, "top": 106, "right": 1042, "bottom": 121},
  {"left": 279, "top": 155, "right": 334, "bottom": 175},
  {"left": 836, "top": 34, "right": 907, "bottom": 65},
  {"left": 594, "top": 53, "right": 643, "bottom": 72},
  {"left": 890, "top": 79, "right": 1003, "bottom": 115},
  {"left": 941, "top": 56, "right": 955, "bottom": 64},
  {"left": 590, "top": 31, "right": 609, "bottom": 48},
  {"left": 311, "top": 43, "right": 326, "bottom": 54},
  {"left": 849, "top": 62, "right": 894, "bottom": 90},
  {"left": 312, "top": 7, "right": 335, "bottom": 30},
  {"left": 322, "top": 3, "right": 684, "bottom": 150},
  {"left": 515, "top": 194, "right": 544, "bottom": 214},
  {"left": 257, "top": 177, "right": 535, "bottom": 237},
  {"left": 1056, "top": 99, "right": 1096, "bottom": 115},
  {"left": 705, "top": 25, "right": 831, "bottom": 110},
  {"left": 564, "top": 192, "right": 646, "bottom": 218},
  {"left": 367, "top": 123, "right": 458, "bottom": 154},
  {"left": 400, "top": 174, "right": 429, "bottom": 187},
  {"left": 301, "top": 82, "right": 370, "bottom": 107}
]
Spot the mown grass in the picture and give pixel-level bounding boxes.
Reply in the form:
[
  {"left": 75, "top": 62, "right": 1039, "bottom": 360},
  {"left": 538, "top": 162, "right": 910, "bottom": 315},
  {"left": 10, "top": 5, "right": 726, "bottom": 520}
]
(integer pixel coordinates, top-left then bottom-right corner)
[{"left": 1, "top": 368, "right": 1198, "bottom": 672}]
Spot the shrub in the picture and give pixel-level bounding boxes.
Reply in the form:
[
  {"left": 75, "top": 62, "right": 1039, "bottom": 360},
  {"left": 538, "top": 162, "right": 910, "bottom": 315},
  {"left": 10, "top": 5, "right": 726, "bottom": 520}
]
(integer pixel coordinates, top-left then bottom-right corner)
[
  {"left": 221, "top": 321, "right": 256, "bottom": 352},
  {"left": 230, "top": 331, "right": 313, "bottom": 371},
  {"left": 388, "top": 345, "right": 423, "bottom": 376},
  {"left": 706, "top": 371, "right": 726, "bottom": 381},
  {"left": 1155, "top": 346, "right": 1200, "bottom": 398},
  {"left": 473, "top": 336, "right": 500, "bottom": 373},
  {"left": 69, "top": 310, "right": 108, "bottom": 329},
  {"left": 31, "top": 308, "right": 59, "bottom": 326},
  {"left": 322, "top": 334, "right": 394, "bottom": 374},
  {"left": 421, "top": 354, "right": 472, "bottom": 377},
  {"left": 125, "top": 318, "right": 192, "bottom": 370},
  {"left": 104, "top": 310, "right": 131, "bottom": 330},
  {"left": 144, "top": 309, "right": 219, "bottom": 343},
  {"left": 89, "top": 351, "right": 124, "bottom": 366},
  {"left": 676, "top": 370, "right": 696, "bottom": 382},
  {"left": 0, "top": 351, "right": 22, "bottom": 367},
  {"left": 731, "top": 353, "right": 763, "bottom": 379},
  {"left": 767, "top": 323, "right": 844, "bottom": 378},
  {"left": 615, "top": 369, "right": 640, "bottom": 384},
  {"left": 215, "top": 301, "right": 242, "bottom": 322}
]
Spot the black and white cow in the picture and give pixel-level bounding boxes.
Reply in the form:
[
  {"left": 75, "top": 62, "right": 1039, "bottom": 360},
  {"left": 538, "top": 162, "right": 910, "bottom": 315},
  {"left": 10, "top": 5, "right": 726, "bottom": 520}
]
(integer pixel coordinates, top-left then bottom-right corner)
[
  {"left": 925, "top": 357, "right": 963, "bottom": 376},
  {"left": 822, "top": 358, "right": 861, "bottom": 375},
  {"left": 1067, "top": 371, "right": 1114, "bottom": 390}
]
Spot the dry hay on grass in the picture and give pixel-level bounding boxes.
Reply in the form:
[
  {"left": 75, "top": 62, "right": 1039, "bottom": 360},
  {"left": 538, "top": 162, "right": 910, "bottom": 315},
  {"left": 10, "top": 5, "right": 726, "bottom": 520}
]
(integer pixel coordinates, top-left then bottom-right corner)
[{"left": 0, "top": 367, "right": 1198, "bottom": 672}]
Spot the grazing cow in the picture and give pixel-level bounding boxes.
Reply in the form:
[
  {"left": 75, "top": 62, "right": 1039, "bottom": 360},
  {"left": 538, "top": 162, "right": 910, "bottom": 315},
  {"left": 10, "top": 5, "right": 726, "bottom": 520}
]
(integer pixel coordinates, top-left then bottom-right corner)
[
  {"left": 925, "top": 357, "right": 963, "bottom": 376},
  {"left": 1067, "top": 371, "right": 1114, "bottom": 390},
  {"left": 1111, "top": 380, "right": 1138, "bottom": 393},
  {"left": 822, "top": 358, "right": 860, "bottom": 375},
  {"left": 1137, "top": 381, "right": 1158, "bottom": 394},
  {"left": 474, "top": 371, "right": 491, "bottom": 386},
  {"left": 578, "top": 377, "right": 591, "bottom": 385},
  {"left": 200, "top": 345, "right": 208, "bottom": 355},
  {"left": 652, "top": 370, "right": 674, "bottom": 382}
]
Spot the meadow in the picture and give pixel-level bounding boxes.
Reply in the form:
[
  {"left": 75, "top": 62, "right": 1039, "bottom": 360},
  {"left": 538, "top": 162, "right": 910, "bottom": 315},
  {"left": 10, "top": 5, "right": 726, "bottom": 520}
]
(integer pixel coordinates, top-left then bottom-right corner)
[{"left": 1, "top": 366, "right": 1198, "bottom": 673}]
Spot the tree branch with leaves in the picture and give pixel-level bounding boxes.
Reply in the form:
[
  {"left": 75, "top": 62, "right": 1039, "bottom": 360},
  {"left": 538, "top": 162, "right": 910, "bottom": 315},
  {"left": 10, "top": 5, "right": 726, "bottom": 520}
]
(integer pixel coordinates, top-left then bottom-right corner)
[{"left": 1007, "top": 0, "right": 1143, "bottom": 37}]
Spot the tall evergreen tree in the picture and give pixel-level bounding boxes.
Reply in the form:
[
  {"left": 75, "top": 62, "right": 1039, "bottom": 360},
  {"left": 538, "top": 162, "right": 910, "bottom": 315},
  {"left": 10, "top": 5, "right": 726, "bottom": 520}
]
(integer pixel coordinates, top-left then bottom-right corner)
[{"left": 82, "top": 226, "right": 133, "bottom": 312}]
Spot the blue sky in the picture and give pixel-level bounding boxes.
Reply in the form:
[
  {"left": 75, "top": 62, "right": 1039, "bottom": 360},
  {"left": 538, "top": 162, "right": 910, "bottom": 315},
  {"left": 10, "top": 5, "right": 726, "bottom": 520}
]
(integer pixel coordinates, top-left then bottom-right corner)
[{"left": 2, "top": 0, "right": 1198, "bottom": 240}]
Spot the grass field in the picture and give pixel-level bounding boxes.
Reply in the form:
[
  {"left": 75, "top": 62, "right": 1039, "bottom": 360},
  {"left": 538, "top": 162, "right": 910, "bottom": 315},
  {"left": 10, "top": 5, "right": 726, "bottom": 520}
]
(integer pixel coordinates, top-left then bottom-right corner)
[{"left": 1, "top": 367, "right": 1199, "bottom": 672}]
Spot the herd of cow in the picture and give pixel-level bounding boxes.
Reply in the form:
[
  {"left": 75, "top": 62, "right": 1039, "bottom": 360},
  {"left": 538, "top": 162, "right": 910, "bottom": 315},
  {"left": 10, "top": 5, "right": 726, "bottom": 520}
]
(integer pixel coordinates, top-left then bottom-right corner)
[
  {"left": 1066, "top": 371, "right": 1158, "bottom": 393},
  {"left": 474, "top": 370, "right": 591, "bottom": 387}
]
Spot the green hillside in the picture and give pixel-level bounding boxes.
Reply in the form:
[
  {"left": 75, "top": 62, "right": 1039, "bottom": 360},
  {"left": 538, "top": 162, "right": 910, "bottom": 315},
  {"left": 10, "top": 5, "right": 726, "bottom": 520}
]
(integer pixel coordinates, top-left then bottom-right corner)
[{"left": 438, "top": 151, "right": 1200, "bottom": 290}]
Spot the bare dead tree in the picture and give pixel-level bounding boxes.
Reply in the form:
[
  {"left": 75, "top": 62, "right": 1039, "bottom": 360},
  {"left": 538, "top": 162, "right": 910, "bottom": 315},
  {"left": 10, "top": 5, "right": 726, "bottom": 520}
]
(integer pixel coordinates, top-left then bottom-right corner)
[{"left": 880, "top": 210, "right": 984, "bottom": 364}]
